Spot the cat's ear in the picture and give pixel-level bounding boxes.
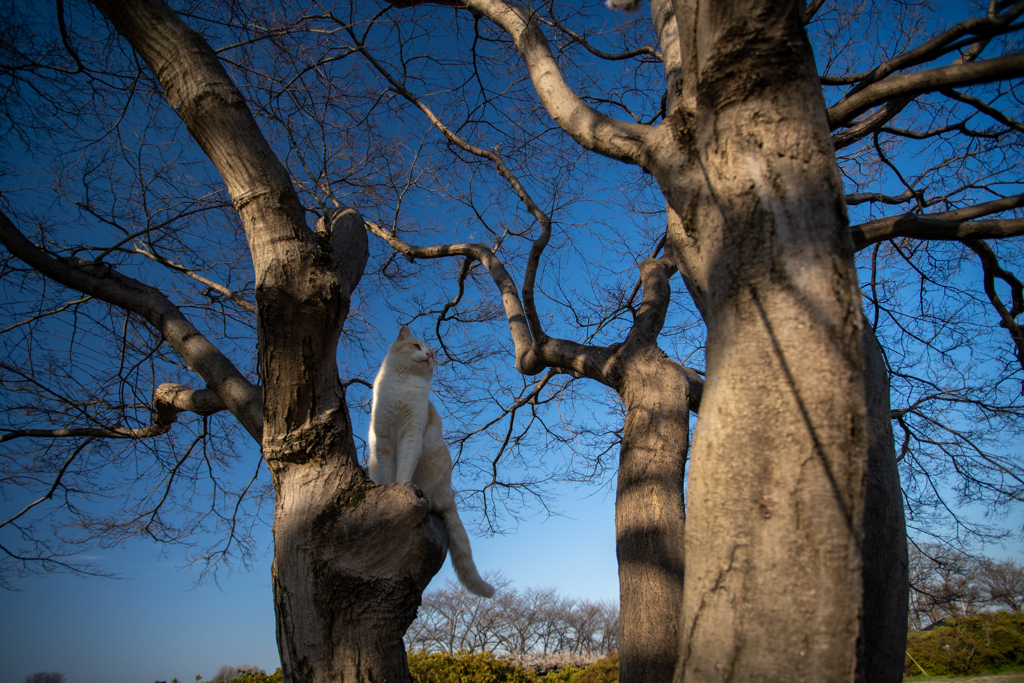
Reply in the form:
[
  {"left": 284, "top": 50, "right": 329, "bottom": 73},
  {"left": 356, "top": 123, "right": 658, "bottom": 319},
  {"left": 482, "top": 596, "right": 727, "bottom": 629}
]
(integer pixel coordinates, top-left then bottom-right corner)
[{"left": 397, "top": 325, "right": 411, "bottom": 341}]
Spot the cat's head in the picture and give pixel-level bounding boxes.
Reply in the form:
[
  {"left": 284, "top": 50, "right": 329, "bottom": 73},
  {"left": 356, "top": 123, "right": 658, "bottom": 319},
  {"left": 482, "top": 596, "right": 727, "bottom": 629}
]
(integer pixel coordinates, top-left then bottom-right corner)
[{"left": 387, "top": 326, "right": 436, "bottom": 375}]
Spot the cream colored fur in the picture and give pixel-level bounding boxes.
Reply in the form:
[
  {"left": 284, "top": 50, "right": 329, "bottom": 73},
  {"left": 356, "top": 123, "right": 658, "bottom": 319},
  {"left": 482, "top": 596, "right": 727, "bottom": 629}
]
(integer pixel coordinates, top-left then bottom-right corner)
[{"left": 368, "top": 326, "right": 495, "bottom": 598}]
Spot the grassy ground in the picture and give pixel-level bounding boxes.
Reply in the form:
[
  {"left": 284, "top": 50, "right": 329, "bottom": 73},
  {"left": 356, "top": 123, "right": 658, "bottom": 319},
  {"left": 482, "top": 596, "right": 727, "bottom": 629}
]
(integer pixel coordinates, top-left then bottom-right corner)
[{"left": 904, "top": 669, "right": 1024, "bottom": 682}]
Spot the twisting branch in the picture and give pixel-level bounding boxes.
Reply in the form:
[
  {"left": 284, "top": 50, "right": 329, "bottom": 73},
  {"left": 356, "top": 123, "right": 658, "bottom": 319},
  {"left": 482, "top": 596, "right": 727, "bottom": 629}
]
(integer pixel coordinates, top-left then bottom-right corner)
[
  {"left": 350, "top": 33, "right": 553, "bottom": 346},
  {"left": 0, "top": 382, "right": 228, "bottom": 443},
  {"left": 962, "top": 239, "right": 1024, "bottom": 369},
  {"left": 362, "top": 0, "right": 704, "bottom": 416},
  {"left": 383, "top": 0, "right": 653, "bottom": 166},
  {"left": 363, "top": 219, "right": 545, "bottom": 374}
]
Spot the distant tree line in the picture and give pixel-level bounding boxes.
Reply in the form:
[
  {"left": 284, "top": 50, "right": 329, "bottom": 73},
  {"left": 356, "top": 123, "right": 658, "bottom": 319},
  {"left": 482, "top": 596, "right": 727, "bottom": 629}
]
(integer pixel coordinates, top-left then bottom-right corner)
[
  {"left": 910, "top": 545, "right": 1024, "bottom": 629},
  {"left": 407, "top": 578, "right": 618, "bottom": 663}
]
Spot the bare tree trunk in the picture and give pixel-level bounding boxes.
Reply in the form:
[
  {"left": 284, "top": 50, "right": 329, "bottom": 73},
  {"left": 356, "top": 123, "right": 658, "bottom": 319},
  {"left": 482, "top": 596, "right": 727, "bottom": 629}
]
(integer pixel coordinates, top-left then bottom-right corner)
[
  {"left": 604, "top": 258, "right": 702, "bottom": 683},
  {"left": 860, "top": 328, "right": 909, "bottom": 682},
  {"left": 615, "top": 350, "right": 691, "bottom": 683},
  {"left": 270, "top": 461, "right": 447, "bottom": 682},
  {"left": 256, "top": 210, "right": 448, "bottom": 682},
  {"left": 665, "top": 3, "right": 869, "bottom": 680}
]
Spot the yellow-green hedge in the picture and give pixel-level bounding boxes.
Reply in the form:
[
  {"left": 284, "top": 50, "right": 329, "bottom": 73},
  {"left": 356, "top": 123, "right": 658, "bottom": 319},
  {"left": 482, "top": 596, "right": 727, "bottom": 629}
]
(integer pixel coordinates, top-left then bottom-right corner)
[
  {"left": 407, "top": 650, "right": 620, "bottom": 683},
  {"left": 905, "top": 612, "right": 1024, "bottom": 677}
]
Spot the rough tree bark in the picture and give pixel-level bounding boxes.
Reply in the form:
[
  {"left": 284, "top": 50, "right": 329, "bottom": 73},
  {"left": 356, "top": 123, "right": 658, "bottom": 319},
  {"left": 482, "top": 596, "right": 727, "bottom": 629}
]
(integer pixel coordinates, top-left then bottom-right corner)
[
  {"left": 607, "top": 258, "right": 702, "bottom": 683},
  {"left": 663, "top": 4, "right": 868, "bottom": 680},
  {"left": 613, "top": 350, "right": 690, "bottom": 683},
  {"left": 661, "top": 1, "right": 906, "bottom": 679},
  {"left": 44, "top": 2, "right": 451, "bottom": 681},
  {"left": 860, "top": 328, "right": 909, "bottom": 680}
]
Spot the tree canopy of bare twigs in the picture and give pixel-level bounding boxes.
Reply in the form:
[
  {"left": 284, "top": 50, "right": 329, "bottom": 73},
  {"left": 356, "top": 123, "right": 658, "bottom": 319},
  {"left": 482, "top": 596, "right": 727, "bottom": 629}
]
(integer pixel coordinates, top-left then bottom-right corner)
[
  {"left": 1, "top": 0, "right": 1024, "bottom": 681},
  {"left": 909, "top": 544, "right": 1024, "bottom": 629},
  {"left": 3, "top": 0, "right": 1020, "bottom": 583}
]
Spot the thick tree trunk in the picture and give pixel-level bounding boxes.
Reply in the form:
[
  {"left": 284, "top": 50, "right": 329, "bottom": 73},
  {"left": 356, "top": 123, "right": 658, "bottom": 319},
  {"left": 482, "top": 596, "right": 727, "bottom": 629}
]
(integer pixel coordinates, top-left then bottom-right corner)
[
  {"left": 270, "top": 459, "right": 447, "bottom": 682},
  {"left": 860, "top": 327, "right": 909, "bottom": 682},
  {"left": 664, "top": 3, "right": 869, "bottom": 680},
  {"left": 602, "top": 257, "right": 703, "bottom": 683},
  {"left": 16, "top": 2, "right": 447, "bottom": 677},
  {"left": 615, "top": 351, "right": 691, "bottom": 683}
]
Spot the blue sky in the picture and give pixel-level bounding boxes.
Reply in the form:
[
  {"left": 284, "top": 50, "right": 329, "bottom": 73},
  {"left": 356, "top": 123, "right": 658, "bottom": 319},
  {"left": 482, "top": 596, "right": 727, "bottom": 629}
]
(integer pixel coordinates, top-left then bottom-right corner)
[{"left": 2, "top": 479, "right": 619, "bottom": 683}]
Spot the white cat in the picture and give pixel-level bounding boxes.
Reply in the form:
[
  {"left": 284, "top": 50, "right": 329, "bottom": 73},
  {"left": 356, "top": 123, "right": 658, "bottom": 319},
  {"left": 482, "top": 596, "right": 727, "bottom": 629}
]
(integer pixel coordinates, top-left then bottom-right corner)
[{"left": 368, "top": 326, "right": 495, "bottom": 598}]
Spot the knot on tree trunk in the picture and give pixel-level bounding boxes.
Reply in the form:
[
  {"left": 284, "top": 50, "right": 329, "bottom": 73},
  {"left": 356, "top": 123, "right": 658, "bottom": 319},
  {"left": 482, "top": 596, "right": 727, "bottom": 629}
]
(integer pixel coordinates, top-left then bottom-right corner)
[{"left": 316, "top": 207, "right": 369, "bottom": 298}]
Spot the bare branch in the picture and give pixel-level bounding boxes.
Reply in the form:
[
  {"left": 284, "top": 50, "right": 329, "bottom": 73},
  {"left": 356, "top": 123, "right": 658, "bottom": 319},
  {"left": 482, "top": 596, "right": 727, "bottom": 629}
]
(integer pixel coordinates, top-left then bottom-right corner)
[
  {"left": 941, "top": 87, "right": 1024, "bottom": 134},
  {"left": 0, "top": 383, "right": 227, "bottom": 443},
  {"left": 824, "top": 6, "right": 1024, "bottom": 95},
  {"left": 804, "top": 0, "right": 826, "bottom": 25},
  {"left": 963, "top": 239, "right": 1024, "bottom": 369},
  {"left": 130, "top": 246, "right": 257, "bottom": 314},
  {"left": 851, "top": 194, "right": 1024, "bottom": 249},
  {"left": 828, "top": 53, "right": 1024, "bottom": 130},
  {"left": 831, "top": 94, "right": 914, "bottom": 150},
  {"left": 0, "top": 209, "right": 262, "bottom": 441},
  {"left": 384, "top": 0, "right": 653, "bottom": 165},
  {"left": 538, "top": 5, "right": 661, "bottom": 62},
  {"left": 845, "top": 189, "right": 919, "bottom": 207}
]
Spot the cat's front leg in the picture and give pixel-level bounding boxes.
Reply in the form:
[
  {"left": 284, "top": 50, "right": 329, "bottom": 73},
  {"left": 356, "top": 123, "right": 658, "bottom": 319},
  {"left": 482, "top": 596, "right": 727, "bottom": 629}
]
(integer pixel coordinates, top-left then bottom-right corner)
[
  {"left": 394, "top": 432, "right": 423, "bottom": 483},
  {"left": 370, "top": 433, "right": 397, "bottom": 484},
  {"left": 389, "top": 403, "right": 425, "bottom": 483}
]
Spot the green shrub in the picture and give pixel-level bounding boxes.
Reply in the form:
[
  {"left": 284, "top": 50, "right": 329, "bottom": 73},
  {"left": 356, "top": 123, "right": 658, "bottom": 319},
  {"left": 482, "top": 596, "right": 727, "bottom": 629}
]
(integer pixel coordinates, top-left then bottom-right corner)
[
  {"left": 904, "top": 612, "right": 1024, "bottom": 676},
  {"left": 408, "top": 650, "right": 537, "bottom": 683},
  {"left": 406, "top": 650, "right": 622, "bottom": 683},
  {"left": 574, "top": 652, "right": 618, "bottom": 683},
  {"left": 539, "top": 665, "right": 585, "bottom": 683},
  {"left": 192, "top": 669, "right": 283, "bottom": 683}
]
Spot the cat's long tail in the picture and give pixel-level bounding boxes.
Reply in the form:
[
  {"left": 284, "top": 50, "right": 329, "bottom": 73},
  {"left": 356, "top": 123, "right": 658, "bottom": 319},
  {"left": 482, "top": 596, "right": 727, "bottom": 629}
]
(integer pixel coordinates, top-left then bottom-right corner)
[{"left": 438, "top": 504, "right": 495, "bottom": 598}]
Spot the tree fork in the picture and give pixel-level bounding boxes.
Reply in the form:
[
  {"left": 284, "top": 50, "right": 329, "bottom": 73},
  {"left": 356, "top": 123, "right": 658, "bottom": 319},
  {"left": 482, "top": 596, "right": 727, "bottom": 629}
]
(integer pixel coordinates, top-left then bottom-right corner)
[{"left": 87, "top": 0, "right": 439, "bottom": 679}]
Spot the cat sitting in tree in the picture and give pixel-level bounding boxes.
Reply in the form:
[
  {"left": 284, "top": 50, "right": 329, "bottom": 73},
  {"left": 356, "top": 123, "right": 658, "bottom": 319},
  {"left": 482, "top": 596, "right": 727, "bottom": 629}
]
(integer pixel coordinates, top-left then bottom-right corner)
[{"left": 367, "top": 326, "right": 495, "bottom": 598}]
